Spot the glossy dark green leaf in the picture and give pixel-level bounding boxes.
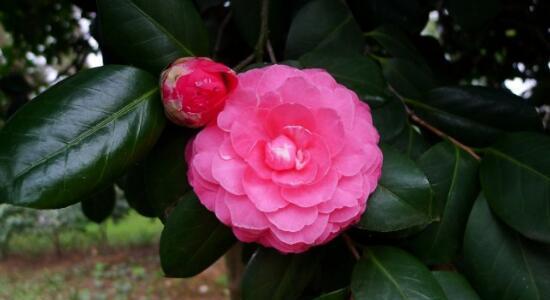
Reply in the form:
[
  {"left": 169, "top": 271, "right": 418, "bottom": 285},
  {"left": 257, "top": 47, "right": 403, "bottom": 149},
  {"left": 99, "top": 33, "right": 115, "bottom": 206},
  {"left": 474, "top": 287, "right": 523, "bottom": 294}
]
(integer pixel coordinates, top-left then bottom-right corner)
[
  {"left": 357, "top": 145, "right": 434, "bottom": 232},
  {"left": 0, "top": 66, "right": 165, "bottom": 208},
  {"left": 351, "top": 246, "right": 447, "bottom": 300},
  {"left": 432, "top": 271, "right": 480, "bottom": 300},
  {"left": 446, "top": 0, "right": 500, "bottom": 30},
  {"left": 383, "top": 58, "right": 436, "bottom": 100},
  {"left": 143, "top": 128, "right": 193, "bottom": 220},
  {"left": 81, "top": 185, "right": 116, "bottom": 223},
  {"left": 97, "top": 0, "right": 209, "bottom": 74},
  {"left": 462, "top": 195, "right": 550, "bottom": 300},
  {"left": 285, "top": 0, "right": 363, "bottom": 59},
  {"left": 348, "top": 0, "right": 428, "bottom": 34},
  {"left": 123, "top": 164, "right": 157, "bottom": 218},
  {"left": 407, "top": 142, "right": 479, "bottom": 264},
  {"left": 242, "top": 247, "right": 320, "bottom": 300},
  {"left": 387, "top": 125, "right": 430, "bottom": 160},
  {"left": 159, "top": 191, "right": 236, "bottom": 278},
  {"left": 300, "top": 50, "right": 387, "bottom": 99},
  {"left": 480, "top": 132, "right": 550, "bottom": 243},
  {"left": 371, "top": 98, "right": 408, "bottom": 142},
  {"left": 366, "top": 25, "right": 427, "bottom": 66},
  {"left": 405, "top": 86, "right": 542, "bottom": 146},
  {"left": 313, "top": 288, "right": 349, "bottom": 300}
]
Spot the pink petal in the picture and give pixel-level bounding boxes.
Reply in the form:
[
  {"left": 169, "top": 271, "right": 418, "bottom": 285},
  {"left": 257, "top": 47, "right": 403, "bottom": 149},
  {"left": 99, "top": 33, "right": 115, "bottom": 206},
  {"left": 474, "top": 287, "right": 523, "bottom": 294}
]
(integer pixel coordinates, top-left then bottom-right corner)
[
  {"left": 233, "top": 227, "right": 263, "bottom": 243},
  {"left": 333, "top": 141, "right": 368, "bottom": 176},
  {"left": 230, "top": 118, "right": 266, "bottom": 158},
  {"left": 192, "top": 152, "right": 217, "bottom": 183},
  {"left": 258, "top": 91, "right": 282, "bottom": 110},
  {"left": 329, "top": 206, "right": 361, "bottom": 223},
  {"left": 214, "top": 189, "right": 232, "bottom": 225},
  {"left": 259, "top": 233, "right": 309, "bottom": 253},
  {"left": 242, "top": 169, "right": 288, "bottom": 212},
  {"left": 277, "top": 76, "right": 321, "bottom": 108},
  {"left": 243, "top": 141, "right": 272, "bottom": 179},
  {"left": 314, "top": 108, "right": 345, "bottom": 156},
  {"left": 217, "top": 89, "right": 257, "bottom": 131},
  {"left": 266, "top": 103, "right": 316, "bottom": 138},
  {"left": 281, "top": 171, "right": 338, "bottom": 207},
  {"left": 193, "top": 125, "right": 226, "bottom": 153},
  {"left": 256, "top": 65, "right": 300, "bottom": 95},
  {"left": 351, "top": 102, "right": 379, "bottom": 144},
  {"left": 271, "top": 162, "right": 318, "bottom": 187},
  {"left": 304, "top": 69, "right": 338, "bottom": 89},
  {"left": 266, "top": 205, "right": 318, "bottom": 232},
  {"left": 211, "top": 154, "right": 246, "bottom": 195},
  {"left": 307, "top": 136, "right": 332, "bottom": 181},
  {"left": 224, "top": 193, "right": 270, "bottom": 230},
  {"left": 271, "top": 214, "right": 329, "bottom": 245}
]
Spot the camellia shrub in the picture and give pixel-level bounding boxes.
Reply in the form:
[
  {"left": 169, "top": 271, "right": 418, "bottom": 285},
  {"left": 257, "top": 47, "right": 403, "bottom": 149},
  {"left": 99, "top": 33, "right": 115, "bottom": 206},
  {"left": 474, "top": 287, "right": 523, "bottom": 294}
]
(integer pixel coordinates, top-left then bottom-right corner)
[{"left": 0, "top": 0, "right": 549, "bottom": 299}]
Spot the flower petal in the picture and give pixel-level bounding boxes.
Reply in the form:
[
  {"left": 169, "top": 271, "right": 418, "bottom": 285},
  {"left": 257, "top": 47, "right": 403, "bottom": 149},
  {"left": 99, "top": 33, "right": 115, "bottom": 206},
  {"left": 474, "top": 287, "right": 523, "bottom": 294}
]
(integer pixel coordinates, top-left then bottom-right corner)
[
  {"left": 266, "top": 205, "right": 318, "bottom": 232},
  {"left": 271, "top": 214, "right": 329, "bottom": 245},
  {"left": 266, "top": 103, "right": 316, "bottom": 138},
  {"left": 211, "top": 154, "right": 246, "bottom": 195},
  {"left": 242, "top": 169, "right": 288, "bottom": 212},
  {"left": 224, "top": 193, "right": 270, "bottom": 230},
  {"left": 281, "top": 171, "right": 338, "bottom": 207},
  {"left": 314, "top": 108, "right": 345, "bottom": 156}
]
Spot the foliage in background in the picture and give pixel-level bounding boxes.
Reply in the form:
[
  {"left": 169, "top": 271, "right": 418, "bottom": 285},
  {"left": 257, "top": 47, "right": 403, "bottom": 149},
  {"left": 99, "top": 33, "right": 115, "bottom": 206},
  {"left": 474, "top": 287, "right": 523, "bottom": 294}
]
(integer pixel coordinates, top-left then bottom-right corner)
[{"left": 0, "top": 0, "right": 549, "bottom": 299}]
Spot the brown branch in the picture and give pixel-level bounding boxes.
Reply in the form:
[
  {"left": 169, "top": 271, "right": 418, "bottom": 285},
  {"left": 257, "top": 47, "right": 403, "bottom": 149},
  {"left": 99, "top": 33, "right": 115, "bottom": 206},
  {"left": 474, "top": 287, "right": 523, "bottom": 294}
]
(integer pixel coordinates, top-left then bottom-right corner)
[
  {"left": 407, "top": 108, "right": 481, "bottom": 161},
  {"left": 213, "top": 11, "right": 233, "bottom": 60},
  {"left": 234, "top": 53, "right": 255, "bottom": 72},
  {"left": 343, "top": 234, "right": 360, "bottom": 260},
  {"left": 254, "top": 0, "right": 270, "bottom": 63},
  {"left": 266, "top": 40, "right": 277, "bottom": 63}
]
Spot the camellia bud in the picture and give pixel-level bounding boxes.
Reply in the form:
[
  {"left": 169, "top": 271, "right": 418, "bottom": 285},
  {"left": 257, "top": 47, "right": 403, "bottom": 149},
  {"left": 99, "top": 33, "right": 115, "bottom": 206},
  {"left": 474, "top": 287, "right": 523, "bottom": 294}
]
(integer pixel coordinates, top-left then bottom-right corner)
[{"left": 160, "top": 57, "right": 238, "bottom": 127}]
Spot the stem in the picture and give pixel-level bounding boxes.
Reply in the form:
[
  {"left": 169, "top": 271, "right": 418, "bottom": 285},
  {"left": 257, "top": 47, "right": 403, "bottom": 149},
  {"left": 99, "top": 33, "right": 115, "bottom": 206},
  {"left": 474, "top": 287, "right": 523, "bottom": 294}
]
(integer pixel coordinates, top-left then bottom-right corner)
[
  {"left": 234, "top": 54, "right": 255, "bottom": 72},
  {"left": 225, "top": 243, "right": 244, "bottom": 300},
  {"left": 255, "top": 0, "right": 270, "bottom": 63},
  {"left": 213, "top": 11, "right": 233, "bottom": 60},
  {"left": 266, "top": 40, "right": 277, "bottom": 63},
  {"left": 343, "top": 234, "right": 360, "bottom": 260},
  {"left": 388, "top": 86, "right": 481, "bottom": 161},
  {"left": 407, "top": 108, "right": 481, "bottom": 161}
]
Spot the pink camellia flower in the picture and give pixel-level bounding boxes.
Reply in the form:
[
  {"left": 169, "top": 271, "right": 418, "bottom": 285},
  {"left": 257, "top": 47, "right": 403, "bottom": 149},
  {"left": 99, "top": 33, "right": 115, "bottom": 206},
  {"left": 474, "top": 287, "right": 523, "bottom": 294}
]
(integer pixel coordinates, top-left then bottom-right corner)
[
  {"left": 160, "top": 57, "right": 238, "bottom": 127},
  {"left": 186, "top": 64, "right": 382, "bottom": 253}
]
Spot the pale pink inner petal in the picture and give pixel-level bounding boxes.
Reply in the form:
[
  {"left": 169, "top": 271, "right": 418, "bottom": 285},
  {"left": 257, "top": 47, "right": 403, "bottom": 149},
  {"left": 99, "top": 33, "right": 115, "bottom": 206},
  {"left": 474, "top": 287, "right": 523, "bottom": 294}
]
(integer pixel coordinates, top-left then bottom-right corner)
[
  {"left": 244, "top": 141, "right": 272, "bottom": 179},
  {"left": 266, "top": 205, "right": 318, "bottom": 232},
  {"left": 271, "top": 162, "right": 318, "bottom": 187}
]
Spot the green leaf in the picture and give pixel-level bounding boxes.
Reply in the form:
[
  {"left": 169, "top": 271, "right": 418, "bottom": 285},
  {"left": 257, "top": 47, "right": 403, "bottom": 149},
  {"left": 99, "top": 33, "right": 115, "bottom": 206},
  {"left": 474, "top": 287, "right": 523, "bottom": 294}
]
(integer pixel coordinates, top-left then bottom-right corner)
[
  {"left": 371, "top": 98, "right": 408, "bottom": 142},
  {"left": 480, "top": 132, "right": 550, "bottom": 243},
  {"left": 383, "top": 58, "right": 436, "bottom": 100},
  {"left": 143, "top": 128, "right": 193, "bottom": 220},
  {"left": 300, "top": 50, "right": 387, "bottom": 99},
  {"left": 357, "top": 145, "right": 434, "bottom": 232},
  {"left": 97, "top": 0, "right": 209, "bottom": 74},
  {"left": 242, "top": 247, "right": 320, "bottom": 300},
  {"left": 81, "top": 185, "right": 116, "bottom": 223},
  {"left": 159, "top": 191, "right": 236, "bottom": 278},
  {"left": 123, "top": 164, "right": 157, "bottom": 218},
  {"left": 285, "top": 0, "right": 363, "bottom": 59},
  {"left": 351, "top": 246, "right": 447, "bottom": 300},
  {"left": 0, "top": 66, "right": 165, "bottom": 208},
  {"left": 313, "top": 288, "right": 349, "bottom": 300},
  {"left": 407, "top": 142, "right": 479, "bottom": 264},
  {"left": 387, "top": 125, "right": 430, "bottom": 160},
  {"left": 446, "top": 0, "right": 500, "bottom": 30},
  {"left": 432, "top": 271, "right": 480, "bottom": 300},
  {"left": 348, "top": 1, "right": 428, "bottom": 34},
  {"left": 405, "top": 86, "right": 542, "bottom": 146},
  {"left": 462, "top": 195, "right": 550, "bottom": 299},
  {"left": 366, "top": 25, "right": 427, "bottom": 66}
]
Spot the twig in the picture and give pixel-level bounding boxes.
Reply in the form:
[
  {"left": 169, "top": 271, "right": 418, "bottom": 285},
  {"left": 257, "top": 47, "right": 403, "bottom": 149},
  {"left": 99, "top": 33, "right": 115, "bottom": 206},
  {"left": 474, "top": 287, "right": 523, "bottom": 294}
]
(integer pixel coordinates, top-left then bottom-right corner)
[
  {"left": 407, "top": 108, "right": 481, "bottom": 161},
  {"left": 213, "top": 11, "right": 233, "bottom": 60},
  {"left": 234, "top": 53, "right": 255, "bottom": 72},
  {"left": 388, "top": 85, "right": 482, "bottom": 161},
  {"left": 266, "top": 40, "right": 277, "bottom": 63},
  {"left": 343, "top": 234, "right": 360, "bottom": 260},
  {"left": 254, "top": 0, "right": 270, "bottom": 62}
]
